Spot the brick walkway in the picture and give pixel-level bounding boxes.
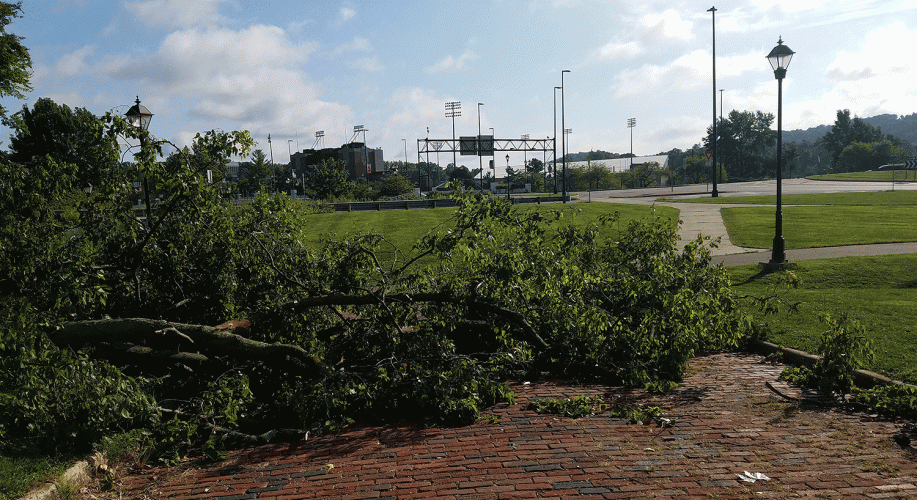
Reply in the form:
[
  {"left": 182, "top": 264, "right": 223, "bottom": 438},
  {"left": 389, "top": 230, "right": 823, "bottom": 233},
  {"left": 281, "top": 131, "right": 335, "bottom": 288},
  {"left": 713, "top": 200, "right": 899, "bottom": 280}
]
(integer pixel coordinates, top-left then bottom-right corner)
[{"left": 108, "top": 353, "right": 917, "bottom": 499}]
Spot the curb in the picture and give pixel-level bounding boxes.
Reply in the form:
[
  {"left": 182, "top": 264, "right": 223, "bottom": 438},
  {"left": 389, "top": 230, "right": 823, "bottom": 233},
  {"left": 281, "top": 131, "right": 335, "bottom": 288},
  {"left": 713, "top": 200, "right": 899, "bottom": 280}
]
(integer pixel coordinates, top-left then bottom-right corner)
[
  {"left": 750, "top": 340, "right": 917, "bottom": 390},
  {"left": 19, "top": 457, "right": 93, "bottom": 500}
]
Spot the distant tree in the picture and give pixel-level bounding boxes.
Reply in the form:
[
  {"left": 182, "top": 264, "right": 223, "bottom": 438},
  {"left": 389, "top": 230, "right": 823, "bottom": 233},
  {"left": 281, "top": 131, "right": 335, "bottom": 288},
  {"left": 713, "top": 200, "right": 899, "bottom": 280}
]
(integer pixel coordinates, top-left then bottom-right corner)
[
  {"left": 684, "top": 156, "right": 709, "bottom": 184},
  {"left": 525, "top": 157, "right": 544, "bottom": 174},
  {"left": 4, "top": 98, "right": 120, "bottom": 189},
  {"left": 821, "top": 109, "right": 884, "bottom": 171},
  {"left": 446, "top": 165, "right": 473, "bottom": 180},
  {"left": 0, "top": 1, "right": 32, "bottom": 122},
  {"left": 705, "top": 110, "right": 775, "bottom": 180},
  {"left": 306, "top": 158, "right": 349, "bottom": 200},
  {"left": 238, "top": 149, "right": 273, "bottom": 196},
  {"left": 374, "top": 174, "right": 415, "bottom": 198},
  {"left": 837, "top": 139, "right": 907, "bottom": 172},
  {"left": 512, "top": 170, "right": 546, "bottom": 192}
]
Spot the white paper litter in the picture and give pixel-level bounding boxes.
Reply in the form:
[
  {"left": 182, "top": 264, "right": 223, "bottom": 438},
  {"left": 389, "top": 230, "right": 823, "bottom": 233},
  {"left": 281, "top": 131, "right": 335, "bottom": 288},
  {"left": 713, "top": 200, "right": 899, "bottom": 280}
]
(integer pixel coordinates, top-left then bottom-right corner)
[{"left": 736, "top": 471, "right": 771, "bottom": 483}]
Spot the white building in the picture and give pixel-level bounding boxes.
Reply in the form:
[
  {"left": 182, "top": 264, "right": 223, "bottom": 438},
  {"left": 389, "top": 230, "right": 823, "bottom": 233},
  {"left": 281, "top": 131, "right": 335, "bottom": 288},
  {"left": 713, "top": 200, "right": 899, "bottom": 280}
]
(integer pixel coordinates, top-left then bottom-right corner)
[{"left": 557, "top": 154, "right": 670, "bottom": 173}]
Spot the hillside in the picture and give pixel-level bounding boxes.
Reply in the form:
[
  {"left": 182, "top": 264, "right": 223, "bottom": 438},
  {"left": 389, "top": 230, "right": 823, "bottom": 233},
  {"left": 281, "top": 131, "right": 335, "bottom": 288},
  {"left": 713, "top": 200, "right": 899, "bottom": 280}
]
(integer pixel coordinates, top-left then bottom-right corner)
[{"left": 784, "top": 113, "right": 917, "bottom": 145}]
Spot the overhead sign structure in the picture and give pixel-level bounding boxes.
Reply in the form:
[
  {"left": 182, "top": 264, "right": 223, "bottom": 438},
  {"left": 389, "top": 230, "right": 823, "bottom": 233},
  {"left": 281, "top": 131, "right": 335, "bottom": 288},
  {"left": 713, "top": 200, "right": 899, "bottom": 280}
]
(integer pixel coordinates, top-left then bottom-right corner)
[
  {"left": 421, "top": 137, "right": 555, "bottom": 156},
  {"left": 478, "top": 135, "right": 494, "bottom": 156},
  {"left": 459, "top": 136, "right": 478, "bottom": 156}
]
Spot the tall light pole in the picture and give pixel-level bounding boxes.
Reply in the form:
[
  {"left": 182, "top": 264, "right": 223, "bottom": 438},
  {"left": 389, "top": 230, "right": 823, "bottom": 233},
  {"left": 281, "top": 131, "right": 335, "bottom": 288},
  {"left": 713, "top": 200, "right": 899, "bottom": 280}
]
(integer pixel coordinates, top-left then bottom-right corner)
[
  {"left": 402, "top": 138, "right": 409, "bottom": 181},
  {"left": 125, "top": 97, "right": 153, "bottom": 220},
  {"left": 561, "top": 69, "right": 570, "bottom": 203},
  {"left": 627, "top": 118, "right": 636, "bottom": 168},
  {"left": 478, "top": 102, "right": 484, "bottom": 192},
  {"left": 521, "top": 134, "right": 529, "bottom": 168},
  {"left": 564, "top": 129, "right": 572, "bottom": 173},
  {"left": 767, "top": 37, "right": 795, "bottom": 266},
  {"left": 553, "top": 86, "right": 560, "bottom": 194},
  {"left": 267, "top": 134, "right": 273, "bottom": 165},
  {"left": 445, "top": 101, "right": 461, "bottom": 172},
  {"left": 708, "top": 6, "right": 719, "bottom": 197},
  {"left": 720, "top": 89, "right": 724, "bottom": 181}
]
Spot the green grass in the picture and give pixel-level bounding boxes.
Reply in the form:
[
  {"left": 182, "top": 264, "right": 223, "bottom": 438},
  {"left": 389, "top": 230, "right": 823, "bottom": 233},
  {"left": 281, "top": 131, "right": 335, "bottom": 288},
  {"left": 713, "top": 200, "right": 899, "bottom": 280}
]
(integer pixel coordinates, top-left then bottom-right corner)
[
  {"left": 666, "top": 190, "right": 917, "bottom": 205},
  {"left": 809, "top": 170, "right": 917, "bottom": 182},
  {"left": 298, "top": 201, "right": 679, "bottom": 258},
  {"left": 729, "top": 253, "right": 917, "bottom": 384},
  {"left": 0, "top": 450, "right": 80, "bottom": 500},
  {"left": 721, "top": 205, "right": 917, "bottom": 249}
]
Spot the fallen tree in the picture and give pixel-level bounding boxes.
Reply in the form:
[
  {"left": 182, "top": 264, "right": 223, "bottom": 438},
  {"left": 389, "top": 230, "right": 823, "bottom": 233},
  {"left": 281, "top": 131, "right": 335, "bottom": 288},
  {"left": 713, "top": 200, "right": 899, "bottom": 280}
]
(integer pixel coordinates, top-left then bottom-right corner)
[{"left": 1, "top": 107, "right": 749, "bottom": 461}]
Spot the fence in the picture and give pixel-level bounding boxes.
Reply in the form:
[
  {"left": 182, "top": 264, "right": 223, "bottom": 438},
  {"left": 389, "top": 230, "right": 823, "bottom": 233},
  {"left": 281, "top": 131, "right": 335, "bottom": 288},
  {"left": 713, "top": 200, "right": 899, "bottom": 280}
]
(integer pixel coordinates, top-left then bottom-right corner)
[{"left": 331, "top": 196, "right": 569, "bottom": 212}]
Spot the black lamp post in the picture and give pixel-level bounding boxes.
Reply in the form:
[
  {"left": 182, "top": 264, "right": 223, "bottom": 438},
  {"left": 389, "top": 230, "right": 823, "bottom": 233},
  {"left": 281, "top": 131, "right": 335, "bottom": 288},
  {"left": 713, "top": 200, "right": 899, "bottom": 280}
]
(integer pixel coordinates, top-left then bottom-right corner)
[
  {"left": 505, "top": 154, "right": 511, "bottom": 200},
  {"left": 767, "top": 37, "right": 795, "bottom": 266},
  {"left": 125, "top": 97, "right": 154, "bottom": 219}
]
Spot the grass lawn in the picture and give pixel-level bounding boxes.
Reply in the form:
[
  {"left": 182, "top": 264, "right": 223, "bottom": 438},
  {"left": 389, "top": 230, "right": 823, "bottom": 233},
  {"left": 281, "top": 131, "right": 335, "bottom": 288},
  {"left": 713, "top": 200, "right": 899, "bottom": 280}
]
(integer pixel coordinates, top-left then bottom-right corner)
[
  {"left": 809, "top": 170, "right": 917, "bottom": 182},
  {"left": 298, "top": 201, "right": 679, "bottom": 258},
  {"left": 729, "top": 253, "right": 917, "bottom": 384},
  {"left": 721, "top": 205, "right": 917, "bottom": 249},
  {"left": 0, "top": 450, "right": 80, "bottom": 500}
]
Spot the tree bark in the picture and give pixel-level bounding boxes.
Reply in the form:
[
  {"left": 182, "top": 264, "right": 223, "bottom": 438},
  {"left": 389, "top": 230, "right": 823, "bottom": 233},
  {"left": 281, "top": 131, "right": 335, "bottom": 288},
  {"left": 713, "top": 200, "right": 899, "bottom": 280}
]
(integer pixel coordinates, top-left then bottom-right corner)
[{"left": 51, "top": 318, "right": 329, "bottom": 378}]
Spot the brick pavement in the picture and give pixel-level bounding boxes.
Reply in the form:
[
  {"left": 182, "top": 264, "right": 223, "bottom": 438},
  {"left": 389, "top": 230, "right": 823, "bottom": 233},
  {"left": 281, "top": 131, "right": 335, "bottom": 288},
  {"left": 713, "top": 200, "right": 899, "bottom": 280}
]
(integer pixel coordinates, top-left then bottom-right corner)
[{"left": 104, "top": 353, "right": 917, "bottom": 499}]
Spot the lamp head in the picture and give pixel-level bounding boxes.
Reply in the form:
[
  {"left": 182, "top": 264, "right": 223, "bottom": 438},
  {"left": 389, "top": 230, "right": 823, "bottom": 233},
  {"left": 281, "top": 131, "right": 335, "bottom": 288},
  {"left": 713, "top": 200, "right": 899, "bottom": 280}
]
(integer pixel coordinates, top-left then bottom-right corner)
[
  {"left": 124, "top": 96, "right": 153, "bottom": 131},
  {"left": 767, "top": 37, "right": 795, "bottom": 79}
]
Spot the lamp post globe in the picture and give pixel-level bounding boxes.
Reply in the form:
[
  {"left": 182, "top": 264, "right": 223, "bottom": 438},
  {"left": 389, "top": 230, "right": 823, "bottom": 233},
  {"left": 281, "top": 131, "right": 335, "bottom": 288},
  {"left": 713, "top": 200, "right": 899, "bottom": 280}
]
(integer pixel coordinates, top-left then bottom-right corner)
[
  {"left": 767, "top": 38, "right": 794, "bottom": 267},
  {"left": 125, "top": 96, "right": 153, "bottom": 131},
  {"left": 125, "top": 97, "right": 154, "bottom": 220}
]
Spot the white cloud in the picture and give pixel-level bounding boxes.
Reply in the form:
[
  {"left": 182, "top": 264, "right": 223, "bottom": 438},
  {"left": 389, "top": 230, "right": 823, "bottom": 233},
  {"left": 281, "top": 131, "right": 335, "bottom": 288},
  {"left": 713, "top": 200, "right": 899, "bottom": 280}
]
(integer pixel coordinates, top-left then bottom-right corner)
[
  {"left": 805, "top": 21, "right": 917, "bottom": 125},
  {"left": 639, "top": 9, "right": 694, "bottom": 42},
  {"left": 334, "top": 37, "right": 373, "bottom": 55},
  {"left": 612, "top": 50, "right": 709, "bottom": 97},
  {"left": 426, "top": 50, "right": 478, "bottom": 74},
  {"left": 611, "top": 48, "right": 764, "bottom": 99},
  {"left": 351, "top": 57, "right": 384, "bottom": 73},
  {"left": 339, "top": 7, "right": 356, "bottom": 23},
  {"left": 593, "top": 41, "right": 643, "bottom": 61},
  {"left": 101, "top": 24, "right": 352, "bottom": 151},
  {"left": 56, "top": 45, "right": 94, "bottom": 76},
  {"left": 125, "top": 0, "right": 229, "bottom": 28}
]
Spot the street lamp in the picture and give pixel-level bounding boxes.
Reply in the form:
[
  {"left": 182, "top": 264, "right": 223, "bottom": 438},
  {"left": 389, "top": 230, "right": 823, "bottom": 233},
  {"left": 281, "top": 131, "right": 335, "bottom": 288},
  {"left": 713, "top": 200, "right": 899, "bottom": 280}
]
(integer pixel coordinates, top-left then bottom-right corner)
[
  {"left": 505, "top": 153, "right": 511, "bottom": 200},
  {"left": 561, "top": 69, "right": 570, "bottom": 203},
  {"left": 627, "top": 118, "right": 636, "bottom": 168},
  {"left": 767, "top": 37, "right": 795, "bottom": 267},
  {"left": 125, "top": 97, "right": 154, "bottom": 219}
]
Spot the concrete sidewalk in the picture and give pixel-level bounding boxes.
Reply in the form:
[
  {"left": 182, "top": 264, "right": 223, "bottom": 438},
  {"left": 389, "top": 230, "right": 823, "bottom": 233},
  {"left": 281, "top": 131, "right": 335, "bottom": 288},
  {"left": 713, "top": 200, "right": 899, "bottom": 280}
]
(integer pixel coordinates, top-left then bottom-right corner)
[{"left": 580, "top": 185, "right": 917, "bottom": 265}]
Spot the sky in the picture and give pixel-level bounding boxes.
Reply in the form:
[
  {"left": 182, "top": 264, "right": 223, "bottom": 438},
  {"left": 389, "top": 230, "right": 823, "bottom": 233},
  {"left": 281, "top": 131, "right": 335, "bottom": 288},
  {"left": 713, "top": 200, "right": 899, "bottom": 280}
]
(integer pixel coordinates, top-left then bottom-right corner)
[{"left": 2, "top": 0, "right": 916, "bottom": 176}]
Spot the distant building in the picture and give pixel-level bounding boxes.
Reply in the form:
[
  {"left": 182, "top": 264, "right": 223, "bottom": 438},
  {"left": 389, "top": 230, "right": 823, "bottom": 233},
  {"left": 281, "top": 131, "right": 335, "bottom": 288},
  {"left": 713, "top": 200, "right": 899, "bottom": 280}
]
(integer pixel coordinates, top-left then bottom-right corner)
[
  {"left": 554, "top": 154, "right": 670, "bottom": 172},
  {"left": 226, "top": 161, "right": 240, "bottom": 181},
  {"left": 290, "top": 142, "right": 385, "bottom": 181}
]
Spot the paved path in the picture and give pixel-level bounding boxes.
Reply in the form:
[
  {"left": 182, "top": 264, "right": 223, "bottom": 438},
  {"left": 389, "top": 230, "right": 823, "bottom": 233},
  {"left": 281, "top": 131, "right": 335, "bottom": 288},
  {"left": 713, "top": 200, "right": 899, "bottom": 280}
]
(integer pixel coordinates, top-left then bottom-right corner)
[
  {"left": 578, "top": 179, "right": 917, "bottom": 265},
  {"left": 106, "top": 353, "right": 917, "bottom": 499}
]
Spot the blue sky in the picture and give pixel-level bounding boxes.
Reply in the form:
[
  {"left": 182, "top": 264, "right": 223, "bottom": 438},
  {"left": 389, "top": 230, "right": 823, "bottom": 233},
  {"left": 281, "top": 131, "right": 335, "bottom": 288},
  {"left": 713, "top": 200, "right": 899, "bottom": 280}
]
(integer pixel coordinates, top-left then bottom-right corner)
[{"left": 3, "top": 0, "right": 916, "bottom": 174}]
